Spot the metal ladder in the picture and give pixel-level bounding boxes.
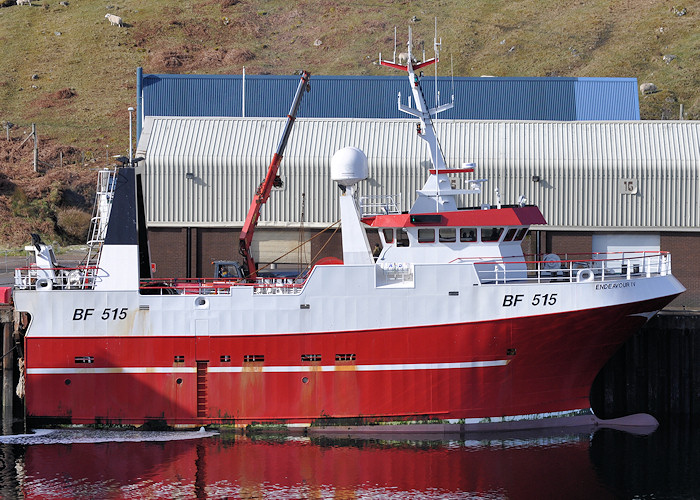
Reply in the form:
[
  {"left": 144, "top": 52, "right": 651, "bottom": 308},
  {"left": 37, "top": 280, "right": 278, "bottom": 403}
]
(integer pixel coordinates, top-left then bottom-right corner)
[{"left": 84, "top": 168, "right": 117, "bottom": 275}]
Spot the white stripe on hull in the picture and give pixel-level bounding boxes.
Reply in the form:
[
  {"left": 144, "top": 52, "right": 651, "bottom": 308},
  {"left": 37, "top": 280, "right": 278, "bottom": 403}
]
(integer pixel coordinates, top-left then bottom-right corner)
[
  {"left": 28, "top": 359, "right": 510, "bottom": 376},
  {"left": 27, "top": 367, "right": 197, "bottom": 375}
]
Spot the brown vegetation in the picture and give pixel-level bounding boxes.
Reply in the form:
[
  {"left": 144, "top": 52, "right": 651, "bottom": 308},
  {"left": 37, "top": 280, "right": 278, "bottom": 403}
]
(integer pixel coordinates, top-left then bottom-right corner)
[
  {"left": 0, "top": 135, "right": 98, "bottom": 248},
  {"left": 31, "top": 88, "right": 77, "bottom": 110},
  {"left": 0, "top": 0, "right": 697, "bottom": 249}
]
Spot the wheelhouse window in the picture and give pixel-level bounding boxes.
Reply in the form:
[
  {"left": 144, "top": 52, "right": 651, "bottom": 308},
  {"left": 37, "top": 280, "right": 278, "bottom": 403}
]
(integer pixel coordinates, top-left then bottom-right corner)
[
  {"left": 504, "top": 228, "right": 518, "bottom": 241},
  {"left": 460, "top": 227, "right": 477, "bottom": 242},
  {"left": 418, "top": 228, "right": 435, "bottom": 243},
  {"left": 439, "top": 228, "right": 456, "bottom": 243},
  {"left": 382, "top": 228, "right": 394, "bottom": 244},
  {"left": 397, "top": 229, "right": 410, "bottom": 247},
  {"left": 515, "top": 228, "right": 528, "bottom": 241},
  {"left": 482, "top": 227, "right": 504, "bottom": 242}
]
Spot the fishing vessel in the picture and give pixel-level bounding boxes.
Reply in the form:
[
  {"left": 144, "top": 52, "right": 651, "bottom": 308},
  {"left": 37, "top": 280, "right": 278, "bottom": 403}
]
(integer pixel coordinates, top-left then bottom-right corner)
[{"left": 12, "top": 31, "right": 684, "bottom": 429}]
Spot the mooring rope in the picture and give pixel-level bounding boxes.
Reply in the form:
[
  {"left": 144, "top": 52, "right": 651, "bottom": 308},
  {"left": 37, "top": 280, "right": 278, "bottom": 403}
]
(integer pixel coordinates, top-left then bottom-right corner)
[
  {"left": 0, "top": 344, "right": 17, "bottom": 360},
  {"left": 246, "top": 219, "right": 341, "bottom": 279}
]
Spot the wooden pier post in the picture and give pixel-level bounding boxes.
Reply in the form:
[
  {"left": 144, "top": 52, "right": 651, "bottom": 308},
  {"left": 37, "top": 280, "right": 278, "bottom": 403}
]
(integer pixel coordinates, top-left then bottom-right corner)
[{"left": 0, "top": 308, "right": 13, "bottom": 434}]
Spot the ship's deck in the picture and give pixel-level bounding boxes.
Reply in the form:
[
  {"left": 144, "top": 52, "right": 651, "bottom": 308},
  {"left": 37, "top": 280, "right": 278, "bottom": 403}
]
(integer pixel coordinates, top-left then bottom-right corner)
[{"left": 12, "top": 251, "right": 673, "bottom": 295}]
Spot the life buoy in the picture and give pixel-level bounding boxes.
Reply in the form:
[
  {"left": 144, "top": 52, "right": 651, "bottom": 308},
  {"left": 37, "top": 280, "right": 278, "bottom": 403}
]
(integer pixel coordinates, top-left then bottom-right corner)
[
  {"left": 35, "top": 278, "right": 53, "bottom": 290},
  {"left": 576, "top": 268, "right": 594, "bottom": 283}
]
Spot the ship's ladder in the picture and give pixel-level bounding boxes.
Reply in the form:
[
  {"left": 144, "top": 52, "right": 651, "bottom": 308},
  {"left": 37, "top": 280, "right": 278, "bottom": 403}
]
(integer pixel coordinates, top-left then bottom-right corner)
[{"left": 84, "top": 168, "right": 117, "bottom": 274}]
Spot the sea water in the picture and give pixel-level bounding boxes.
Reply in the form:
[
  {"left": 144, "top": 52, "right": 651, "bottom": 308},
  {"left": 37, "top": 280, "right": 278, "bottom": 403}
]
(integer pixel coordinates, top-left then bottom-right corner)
[{"left": 0, "top": 421, "right": 697, "bottom": 499}]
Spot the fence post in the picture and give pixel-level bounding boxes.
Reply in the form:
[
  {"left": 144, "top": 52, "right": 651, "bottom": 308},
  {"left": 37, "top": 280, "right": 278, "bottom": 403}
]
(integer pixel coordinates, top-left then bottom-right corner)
[{"left": 32, "top": 123, "right": 38, "bottom": 173}]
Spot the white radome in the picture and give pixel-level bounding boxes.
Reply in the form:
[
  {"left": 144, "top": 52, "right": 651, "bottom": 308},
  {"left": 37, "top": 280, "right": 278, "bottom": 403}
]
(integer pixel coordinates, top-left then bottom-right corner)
[{"left": 331, "top": 147, "right": 368, "bottom": 187}]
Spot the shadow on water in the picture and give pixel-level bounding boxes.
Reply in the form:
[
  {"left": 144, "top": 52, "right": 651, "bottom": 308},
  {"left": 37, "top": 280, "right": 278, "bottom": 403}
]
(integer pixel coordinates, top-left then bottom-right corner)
[
  {"left": 590, "top": 416, "right": 700, "bottom": 499},
  {"left": 0, "top": 443, "right": 22, "bottom": 499},
  {"left": 0, "top": 422, "right": 696, "bottom": 498}
]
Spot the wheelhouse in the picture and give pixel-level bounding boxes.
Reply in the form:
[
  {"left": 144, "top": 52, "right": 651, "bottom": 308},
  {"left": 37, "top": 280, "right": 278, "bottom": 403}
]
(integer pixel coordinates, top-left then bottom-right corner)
[
  {"left": 377, "top": 225, "right": 530, "bottom": 247},
  {"left": 362, "top": 205, "right": 545, "bottom": 265}
]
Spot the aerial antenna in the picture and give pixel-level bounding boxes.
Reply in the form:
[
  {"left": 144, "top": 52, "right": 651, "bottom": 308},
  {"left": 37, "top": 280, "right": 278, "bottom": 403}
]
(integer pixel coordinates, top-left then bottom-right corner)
[
  {"left": 434, "top": 18, "right": 441, "bottom": 59},
  {"left": 433, "top": 18, "right": 443, "bottom": 212},
  {"left": 451, "top": 53, "right": 455, "bottom": 99},
  {"left": 433, "top": 17, "right": 440, "bottom": 120}
]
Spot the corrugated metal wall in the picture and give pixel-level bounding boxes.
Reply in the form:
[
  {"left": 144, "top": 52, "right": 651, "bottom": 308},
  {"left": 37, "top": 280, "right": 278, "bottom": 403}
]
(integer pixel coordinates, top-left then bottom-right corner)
[
  {"left": 140, "top": 73, "right": 640, "bottom": 121},
  {"left": 138, "top": 118, "right": 700, "bottom": 231}
]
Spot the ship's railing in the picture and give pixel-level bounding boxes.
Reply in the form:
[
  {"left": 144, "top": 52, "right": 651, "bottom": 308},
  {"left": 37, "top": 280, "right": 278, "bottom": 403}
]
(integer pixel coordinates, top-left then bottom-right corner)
[
  {"left": 359, "top": 195, "right": 401, "bottom": 216},
  {"left": 14, "top": 265, "right": 100, "bottom": 290},
  {"left": 139, "top": 276, "right": 306, "bottom": 296},
  {"left": 454, "top": 251, "right": 673, "bottom": 285}
]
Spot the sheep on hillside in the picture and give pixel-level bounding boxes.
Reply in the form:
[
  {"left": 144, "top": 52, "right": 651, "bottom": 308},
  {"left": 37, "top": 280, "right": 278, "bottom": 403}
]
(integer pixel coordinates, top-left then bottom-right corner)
[
  {"left": 105, "top": 13, "right": 123, "bottom": 26},
  {"left": 639, "top": 82, "right": 658, "bottom": 95},
  {"left": 16, "top": 0, "right": 32, "bottom": 6}
]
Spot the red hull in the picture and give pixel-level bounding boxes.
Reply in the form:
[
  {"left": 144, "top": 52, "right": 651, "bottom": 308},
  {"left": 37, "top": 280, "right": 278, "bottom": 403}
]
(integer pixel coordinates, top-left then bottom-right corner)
[{"left": 25, "top": 296, "right": 673, "bottom": 426}]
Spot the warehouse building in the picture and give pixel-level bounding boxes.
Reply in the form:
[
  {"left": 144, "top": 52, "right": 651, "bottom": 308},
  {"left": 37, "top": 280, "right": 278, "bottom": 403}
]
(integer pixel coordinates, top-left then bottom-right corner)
[{"left": 134, "top": 71, "right": 699, "bottom": 309}]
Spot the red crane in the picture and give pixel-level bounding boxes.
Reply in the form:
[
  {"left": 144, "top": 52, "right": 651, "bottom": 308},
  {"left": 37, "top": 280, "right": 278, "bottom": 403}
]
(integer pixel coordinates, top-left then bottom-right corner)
[{"left": 238, "top": 70, "right": 311, "bottom": 279}]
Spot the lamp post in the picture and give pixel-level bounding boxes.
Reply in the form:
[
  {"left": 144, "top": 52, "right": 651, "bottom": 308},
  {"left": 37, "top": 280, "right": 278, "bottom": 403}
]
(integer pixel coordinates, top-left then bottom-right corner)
[{"left": 128, "top": 106, "right": 134, "bottom": 164}]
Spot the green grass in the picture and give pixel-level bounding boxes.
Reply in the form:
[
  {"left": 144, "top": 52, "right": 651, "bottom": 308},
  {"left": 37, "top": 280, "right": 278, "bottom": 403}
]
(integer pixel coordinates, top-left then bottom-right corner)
[{"left": 0, "top": 0, "right": 698, "bottom": 152}]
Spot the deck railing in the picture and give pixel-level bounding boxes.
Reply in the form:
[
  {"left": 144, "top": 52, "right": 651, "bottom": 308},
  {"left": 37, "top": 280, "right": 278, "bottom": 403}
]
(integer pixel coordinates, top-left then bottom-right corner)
[
  {"left": 459, "top": 251, "right": 672, "bottom": 285},
  {"left": 13, "top": 251, "right": 672, "bottom": 293},
  {"left": 139, "top": 276, "right": 307, "bottom": 296},
  {"left": 14, "top": 265, "right": 100, "bottom": 291},
  {"left": 359, "top": 194, "right": 401, "bottom": 216}
]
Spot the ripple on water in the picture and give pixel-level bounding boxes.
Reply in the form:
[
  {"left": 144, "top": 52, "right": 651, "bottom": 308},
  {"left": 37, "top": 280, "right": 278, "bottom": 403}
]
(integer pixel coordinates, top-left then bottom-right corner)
[{"left": 0, "top": 428, "right": 217, "bottom": 446}]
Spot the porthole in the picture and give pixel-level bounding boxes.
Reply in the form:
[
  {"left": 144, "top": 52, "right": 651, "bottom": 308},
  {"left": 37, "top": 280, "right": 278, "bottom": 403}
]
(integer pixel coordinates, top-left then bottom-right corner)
[
  {"left": 176, "top": 378, "right": 183, "bottom": 385},
  {"left": 302, "top": 377, "right": 309, "bottom": 384},
  {"left": 64, "top": 379, "right": 71, "bottom": 386}
]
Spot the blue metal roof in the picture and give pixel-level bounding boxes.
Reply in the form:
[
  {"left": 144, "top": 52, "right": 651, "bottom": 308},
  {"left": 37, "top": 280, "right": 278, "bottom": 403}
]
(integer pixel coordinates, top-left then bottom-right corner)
[{"left": 137, "top": 68, "right": 639, "bottom": 135}]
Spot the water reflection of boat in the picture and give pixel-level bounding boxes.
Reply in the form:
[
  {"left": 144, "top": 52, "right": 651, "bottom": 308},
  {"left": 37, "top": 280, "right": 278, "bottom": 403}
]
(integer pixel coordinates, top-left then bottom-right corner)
[
  {"left": 4, "top": 423, "right": 696, "bottom": 499},
  {"left": 12, "top": 27, "right": 684, "bottom": 429},
  {"left": 16, "top": 430, "right": 613, "bottom": 499}
]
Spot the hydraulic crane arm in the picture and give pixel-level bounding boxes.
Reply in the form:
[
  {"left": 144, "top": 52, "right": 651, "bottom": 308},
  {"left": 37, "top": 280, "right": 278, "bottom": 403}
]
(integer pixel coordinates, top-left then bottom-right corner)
[{"left": 239, "top": 70, "right": 311, "bottom": 279}]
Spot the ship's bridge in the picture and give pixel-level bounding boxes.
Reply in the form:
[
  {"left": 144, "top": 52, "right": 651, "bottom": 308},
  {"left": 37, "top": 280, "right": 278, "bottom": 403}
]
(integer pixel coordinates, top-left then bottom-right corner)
[{"left": 362, "top": 206, "right": 545, "bottom": 265}]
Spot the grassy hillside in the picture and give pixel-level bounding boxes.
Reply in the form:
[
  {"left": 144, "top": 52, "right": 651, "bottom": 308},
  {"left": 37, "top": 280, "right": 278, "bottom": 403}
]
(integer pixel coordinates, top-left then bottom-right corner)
[
  {"left": 1, "top": 0, "right": 698, "bottom": 150},
  {"left": 0, "top": 0, "right": 698, "bottom": 247}
]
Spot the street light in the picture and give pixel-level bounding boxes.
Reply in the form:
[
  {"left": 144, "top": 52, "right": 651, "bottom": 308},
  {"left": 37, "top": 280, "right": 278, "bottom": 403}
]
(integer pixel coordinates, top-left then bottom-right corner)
[{"left": 128, "top": 106, "right": 135, "bottom": 164}]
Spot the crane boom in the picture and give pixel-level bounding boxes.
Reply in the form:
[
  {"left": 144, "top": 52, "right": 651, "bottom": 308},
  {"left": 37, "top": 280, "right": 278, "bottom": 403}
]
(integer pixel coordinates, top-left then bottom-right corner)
[{"left": 239, "top": 70, "right": 311, "bottom": 279}]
